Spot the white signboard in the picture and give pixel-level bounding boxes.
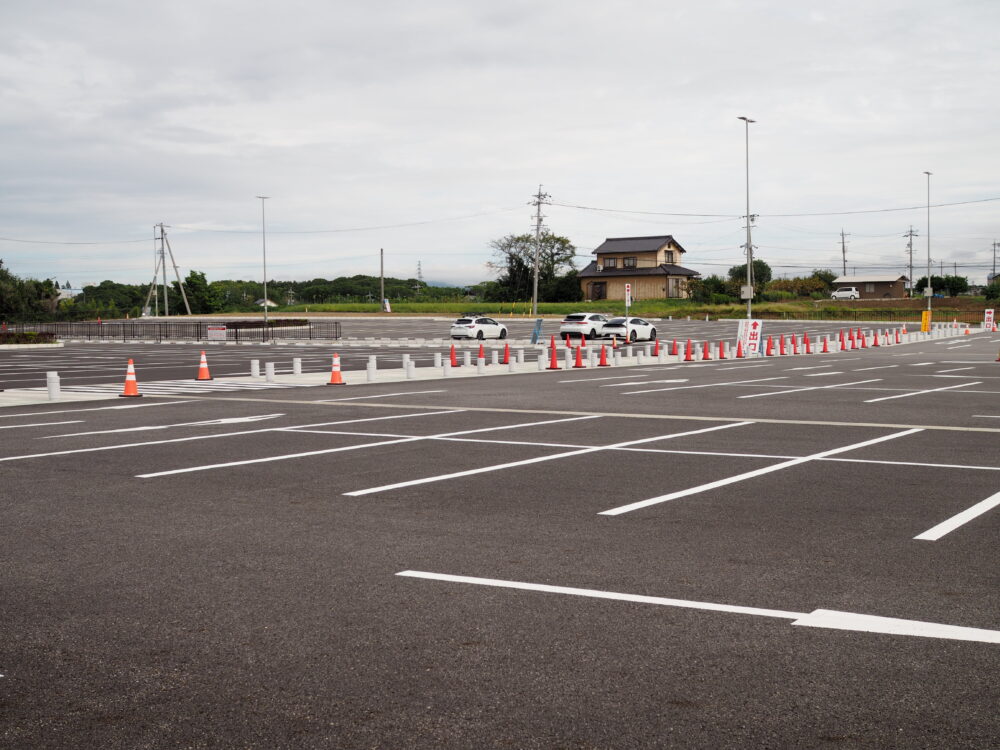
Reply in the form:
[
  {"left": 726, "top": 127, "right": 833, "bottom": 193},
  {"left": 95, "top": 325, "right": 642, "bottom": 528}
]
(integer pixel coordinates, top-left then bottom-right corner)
[
  {"left": 985, "top": 309, "right": 995, "bottom": 329},
  {"left": 206, "top": 325, "right": 227, "bottom": 341},
  {"left": 624, "top": 283, "right": 632, "bottom": 308},
  {"left": 737, "top": 318, "right": 764, "bottom": 356}
]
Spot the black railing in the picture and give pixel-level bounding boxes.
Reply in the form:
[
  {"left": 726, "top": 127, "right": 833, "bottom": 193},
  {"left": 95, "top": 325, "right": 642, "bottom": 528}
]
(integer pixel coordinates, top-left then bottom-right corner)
[
  {"left": 755, "top": 310, "right": 986, "bottom": 323},
  {"left": 6, "top": 320, "right": 342, "bottom": 342}
]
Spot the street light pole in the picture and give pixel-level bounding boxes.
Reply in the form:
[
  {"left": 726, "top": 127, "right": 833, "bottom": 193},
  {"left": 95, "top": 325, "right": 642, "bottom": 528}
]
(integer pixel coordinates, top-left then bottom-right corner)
[
  {"left": 738, "top": 116, "right": 755, "bottom": 319},
  {"left": 923, "top": 173, "right": 931, "bottom": 313},
  {"left": 256, "top": 196, "right": 270, "bottom": 335}
]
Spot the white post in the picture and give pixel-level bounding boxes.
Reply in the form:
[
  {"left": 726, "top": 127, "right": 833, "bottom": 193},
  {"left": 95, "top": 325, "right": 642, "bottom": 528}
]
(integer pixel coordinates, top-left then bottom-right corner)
[
  {"left": 46, "top": 371, "right": 60, "bottom": 400},
  {"left": 292, "top": 357, "right": 302, "bottom": 375},
  {"left": 250, "top": 359, "right": 260, "bottom": 379},
  {"left": 433, "top": 352, "right": 442, "bottom": 367},
  {"left": 265, "top": 362, "right": 275, "bottom": 382}
]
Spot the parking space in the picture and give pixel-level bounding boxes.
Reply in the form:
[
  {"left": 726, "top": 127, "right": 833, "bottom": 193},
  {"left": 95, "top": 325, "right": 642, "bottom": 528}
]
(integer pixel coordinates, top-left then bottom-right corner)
[{"left": 3, "top": 322, "right": 999, "bottom": 747}]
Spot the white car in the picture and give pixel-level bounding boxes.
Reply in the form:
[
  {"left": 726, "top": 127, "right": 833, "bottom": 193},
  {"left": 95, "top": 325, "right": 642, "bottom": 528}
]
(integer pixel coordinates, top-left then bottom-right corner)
[
  {"left": 449, "top": 316, "right": 508, "bottom": 340},
  {"left": 831, "top": 287, "right": 859, "bottom": 300},
  {"left": 602, "top": 317, "right": 656, "bottom": 343},
  {"left": 558, "top": 312, "right": 610, "bottom": 340}
]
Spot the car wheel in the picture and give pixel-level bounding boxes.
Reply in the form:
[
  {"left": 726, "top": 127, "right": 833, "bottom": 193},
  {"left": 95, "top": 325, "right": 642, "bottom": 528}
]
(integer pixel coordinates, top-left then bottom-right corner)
[
  {"left": 628, "top": 331, "right": 637, "bottom": 343},
  {"left": 649, "top": 328, "right": 656, "bottom": 341},
  {"left": 850, "top": 295, "right": 857, "bottom": 300},
  {"left": 588, "top": 329, "right": 597, "bottom": 339},
  {"left": 499, "top": 329, "right": 507, "bottom": 339},
  {"left": 476, "top": 331, "right": 484, "bottom": 340}
]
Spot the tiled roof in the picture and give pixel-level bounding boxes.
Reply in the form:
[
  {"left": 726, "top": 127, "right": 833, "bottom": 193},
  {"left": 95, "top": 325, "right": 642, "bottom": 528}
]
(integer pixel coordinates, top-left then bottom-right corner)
[
  {"left": 591, "top": 235, "right": 687, "bottom": 255},
  {"left": 833, "top": 275, "right": 907, "bottom": 284},
  {"left": 577, "top": 262, "right": 700, "bottom": 278}
]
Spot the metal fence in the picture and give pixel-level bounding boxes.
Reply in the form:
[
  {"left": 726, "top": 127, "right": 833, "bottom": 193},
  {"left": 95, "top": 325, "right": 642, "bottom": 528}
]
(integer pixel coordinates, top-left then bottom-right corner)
[{"left": 7, "top": 320, "right": 342, "bottom": 342}]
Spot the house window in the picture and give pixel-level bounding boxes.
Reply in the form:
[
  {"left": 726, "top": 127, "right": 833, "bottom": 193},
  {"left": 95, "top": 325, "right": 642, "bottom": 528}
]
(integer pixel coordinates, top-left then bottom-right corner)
[
  {"left": 603, "top": 257, "right": 617, "bottom": 269},
  {"left": 865, "top": 283, "right": 875, "bottom": 293},
  {"left": 623, "top": 257, "right": 638, "bottom": 268},
  {"left": 665, "top": 251, "right": 674, "bottom": 263}
]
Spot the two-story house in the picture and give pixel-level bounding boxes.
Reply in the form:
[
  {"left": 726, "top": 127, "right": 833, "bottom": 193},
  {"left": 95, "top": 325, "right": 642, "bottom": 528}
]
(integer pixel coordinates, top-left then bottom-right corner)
[{"left": 577, "top": 235, "right": 699, "bottom": 302}]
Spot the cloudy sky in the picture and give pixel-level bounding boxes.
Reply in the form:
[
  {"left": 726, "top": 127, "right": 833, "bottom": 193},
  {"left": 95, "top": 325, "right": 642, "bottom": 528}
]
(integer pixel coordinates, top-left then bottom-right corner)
[{"left": 2, "top": 0, "right": 998, "bottom": 289}]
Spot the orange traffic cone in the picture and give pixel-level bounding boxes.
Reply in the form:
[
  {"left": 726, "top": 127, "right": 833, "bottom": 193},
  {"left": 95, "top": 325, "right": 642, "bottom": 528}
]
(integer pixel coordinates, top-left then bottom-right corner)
[
  {"left": 671, "top": 339, "right": 679, "bottom": 356},
  {"left": 195, "top": 350, "right": 213, "bottom": 381},
  {"left": 702, "top": 341, "right": 711, "bottom": 360},
  {"left": 449, "top": 344, "right": 458, "bottom": 367},
  {"left": 792, "top": 335, "right": 799, "bottom": 355},
  {"left": 611, "top": 335, "right": 618, "bottom": 350},
  {"left": 652, "top": 338, "right": 660, "bottom": 356},
  {"left": 326, "top": 353, "right": 345, "bottom": 385},
  {"left": 547, "top": 342, "right": 561, "bottom": 370},
  {"left": 565, "top": 334, "right": 572, "bottom": 348},
  {"left": 964, "top": 326, "right": 972, "bottom": 335},
  {"left": 502, "top": 342, "right": 510, "bottom": 364},
  {"left": 684, "top": 339, "right": 694, "bottom": 362},
  {"left": 803, "top": 332, "right": 811, "bottom": 354},
  {"left": 821, "top": 336, "right": 830, "bottom": 353},
  {"left": 119, "top": 359, "right": 142, "bottom": 398},
  {"left": 872, "top": 331, "right": 880, "bottom": 347},
  {"left": 478, "top": 342, "right": 486, "bottom": 361},
  {"left": 718, "top": 341, "right": 726, "bottom": 359},
  {"left": 573, "top": 344, "right": 585, "bottom": 368},
  {"left": 765, "top": 336, "right": 774, "bottom": 356},
  {"left": 598, "top": 345, "right": 610, "bottom": 367},
  {"left": 735, "top": 339, "right": 745, "bottom": 358},
  {"left": 901, "top": 324, "right": 908, "bottom": 335},
  {"left": 779, "top": 335, "right": 786, "bottom": 356}
]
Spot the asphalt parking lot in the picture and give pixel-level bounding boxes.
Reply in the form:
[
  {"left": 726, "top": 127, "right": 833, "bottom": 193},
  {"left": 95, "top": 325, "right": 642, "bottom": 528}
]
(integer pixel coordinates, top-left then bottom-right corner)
[{"left": 2, "top": 321, "right": 999, "bottom": 748}]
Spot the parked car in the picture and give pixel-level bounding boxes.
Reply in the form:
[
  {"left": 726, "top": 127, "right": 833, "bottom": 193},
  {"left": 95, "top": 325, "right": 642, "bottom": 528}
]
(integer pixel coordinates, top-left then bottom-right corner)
[
  {"left": 602, "top": 317, "right": 656, "bottom": 342},
  {"left": 558, "top": 312, "right": 610, "bottom": 340},
  {"left": 831, "top": 287, "right": 859, "bottom": 300},
  {"left": 449, "top": 316, "right": 508, "bottom": 340}
]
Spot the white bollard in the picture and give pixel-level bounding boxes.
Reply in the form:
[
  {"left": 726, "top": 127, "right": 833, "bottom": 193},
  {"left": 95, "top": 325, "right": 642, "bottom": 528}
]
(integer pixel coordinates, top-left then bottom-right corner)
[
  {"left": 477, "top": 357, "right": 486, "bottom": 374},
  {"left": 491, "top": 350, "right": 499, "bottom": 365},
  {"left": 433, "top": 352, "right": 442, "bottom": 367},
  {"left": 46, "top": 371, "right": 60, "bottom": 400},
  {"left": 265, "top": 362, "right": 276, "bottom": 382},
  {"left": 368, "top": 355, "right": 377, "bottom": 370},
  {"left": 293, "top": 357, "right": 302, "bottom": 375},
  {"left": 366, "top": 365, "right": 377, "bottom": 382},
  {"left": 644, "top": 345, "right": 652, "bottom": 357},
  {"left": 637, "top": 350, "right": 645, "bottom": 364},
  {"left": 538, "top": 354, "right": 545, "bottom": 370},
  {"left": 508, "top": 357, "right": 516, "bottom": 373},
  {"left": 443, "top": 362, "right": 452, "bottom": 377},
  {"left": 406, "top": 361, "right": 416, "bottom": 379},
  {"left": 517, "top": 349, "right": 525, "bottom": 364},
  {"left": 564, "top": 349, "right": 573, "bottom": 369},
  {"left": 402, "top": 353, "right": 410, "bottom": 368},
  {"left": 626, "top": 345, "right": 634, "bottom": 359},
  {"left": 250, "top": 359, "right": 261, "bottom": 379},
  {"left": 463, "top": 351, "right": 471, "bottom": 367},
  {"left": 614, "top": 351, "right": 623, "bottom": 366}
]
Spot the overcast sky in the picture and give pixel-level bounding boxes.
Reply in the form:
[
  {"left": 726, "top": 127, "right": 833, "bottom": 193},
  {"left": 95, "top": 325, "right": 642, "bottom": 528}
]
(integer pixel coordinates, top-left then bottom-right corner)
[{"left": 2, "top": 0, "right": 998, "bottom": 289}]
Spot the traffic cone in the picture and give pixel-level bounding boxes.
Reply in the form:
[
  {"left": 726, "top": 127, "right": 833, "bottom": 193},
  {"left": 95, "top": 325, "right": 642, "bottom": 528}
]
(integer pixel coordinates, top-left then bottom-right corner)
[
  {"left": 502, "top": 342, "right": 510, "bottom": 364},
  {"left": 449, "top": 344, "right": 458, "bottom": 367},
  {"left": 478, "top": 342, "right": 486, "bottom": 361},
  {"left": 598, "top": 345, "right": 610, "bottom": 367},
  {"left": 547, "top": 342, "right": 561, "bottom": 370},
  {"left": 839, "top": 329, "right": 846, "bottom": 350},
  {"left": 549, "top": 335, "right": 557, "bottom": 350},
  {"left": 901, "top": 323, "right": 908, "bottom": 335},
  {"left": 803, "top": 332, "right": 811, "bottom": 354},
  {"left": 964, "top": 325, "right": 972, "bottom": 335},
  {"left": 326, "top": 353, "right": 345, "bottom": 385},
  {"left": 119, "top": 359, "right": 142, "bottom": 398},
  {"left": 872, "top": 331, "right": 880, "bottom": 347},
  {"left": 195, "top": 350, "right": 213, "bottom": 381},
  {"left": 779, "top": 335, "right": 786, "bottom": 356},
  {"left": 735, "top": 339, "right": 745, "bottom": 358},
  {"left": 765, "top": 336, "right": 774, "bottom": 356},
  {"left": 611, "top": 335, "right": 618, "bottom": 350},
  {"left": 860, "top": 330, "right": 868, "bottom": 348},
  {"left": 718, "top": 341, "right": 726, "bottom": 359},
  {"left": 573, "top": 344, "right": 585, "bottom": 368},
  {"left": 702, "top": 341, "right": 711, "bottom": 360},
  {"left": 792, "top": 335, "right": 799, "bottom": 355},
  {"left": 565, "top": 334, "right": 572, "bottom": 348},
  {"left": 821, "top": 336, "right": 830, "bottom": 353},
  {"left": 684, "top": 339, "right": 694, "bottom": 362},
  {"left": 652, "top": 338, "right": 660, "bottom": 356},
  {"left": 670, "top": 339, "right": 679, "bottom": 356}
]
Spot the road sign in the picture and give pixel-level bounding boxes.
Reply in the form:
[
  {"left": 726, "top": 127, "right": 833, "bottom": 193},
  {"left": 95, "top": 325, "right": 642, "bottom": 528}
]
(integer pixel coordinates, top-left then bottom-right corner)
[
  {"left": 207, "top": 325, "right": 227, "bottom": 341},
  {"left": 985, "top": 309, "right": 995, "bottom": 329},
  {"left": 624, "top": 283, "right": 632, "bottom": 309},
  {"left": 737, "top": 318, "right": 764, "bottom": 356},
  {"left": 921, "top": 310, "right": 932, "bottom": 332}
]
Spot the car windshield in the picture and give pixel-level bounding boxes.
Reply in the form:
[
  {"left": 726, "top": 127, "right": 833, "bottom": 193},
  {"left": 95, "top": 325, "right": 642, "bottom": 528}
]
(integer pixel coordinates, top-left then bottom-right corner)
[
  {"left": 607, "top": 318, "right": 627, "bottom": 325},
  {"left": 455, "top": 318, "right": 473, "bottom": 324},
  {"left": 564, "top": 314, "right": 586, "bottom": 322}
]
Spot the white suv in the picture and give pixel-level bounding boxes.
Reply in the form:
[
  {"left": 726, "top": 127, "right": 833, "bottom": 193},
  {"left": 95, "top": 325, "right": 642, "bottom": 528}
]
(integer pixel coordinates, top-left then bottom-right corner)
[
  {"left": 558, "top": 312, "right": 610, "bottom": 340},
  {"left": 830, "top": 287, "right": 859, "bottom": 300}
]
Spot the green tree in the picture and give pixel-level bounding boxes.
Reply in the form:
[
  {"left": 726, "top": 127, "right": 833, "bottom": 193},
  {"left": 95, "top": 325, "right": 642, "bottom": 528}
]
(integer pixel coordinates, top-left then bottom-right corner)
[
  {"left": 182, "top": 270, "right": 223, "bottom": 314},
  {"left": 811, "top": 269, "right": 837, "bottom": 290},
  {"left": 727, "top": 259, "right": 772, "bottom": 293},
  {"left": 486, "top": 232, "right": 578, "bottom": 302},
  {"left": 984, "top": 281, "right": 1000, "bottom": 301}
]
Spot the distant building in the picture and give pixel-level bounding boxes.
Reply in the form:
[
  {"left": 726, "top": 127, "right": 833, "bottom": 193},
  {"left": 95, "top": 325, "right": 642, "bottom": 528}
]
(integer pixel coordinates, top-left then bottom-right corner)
[
  {"left": 832, "top": 275, "right": 908, "bottom": 299},
  {"left": 256, "top": 298, "right": 279, "bottom": 308},
  {"left": 577, "top": 235, "right": 700, "bottom": 302}
]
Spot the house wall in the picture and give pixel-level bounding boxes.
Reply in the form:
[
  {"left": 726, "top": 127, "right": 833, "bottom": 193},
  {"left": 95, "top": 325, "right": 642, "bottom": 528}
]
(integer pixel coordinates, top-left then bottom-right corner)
[
  {"left": 596, "top": 242, "right": 684, "bottom": 268},
  {"left": 581, "top": 276, "right": 689, "bottom": 301},
  {"left": 858, "top": 280, "right": 906, "bottom": 299}
]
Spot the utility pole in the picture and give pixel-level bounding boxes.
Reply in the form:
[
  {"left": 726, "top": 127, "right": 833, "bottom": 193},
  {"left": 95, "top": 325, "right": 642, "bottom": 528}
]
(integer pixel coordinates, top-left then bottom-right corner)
[
  {"left": 379, "top": 248, "right": 385, "bottom": 311},
  {"left": 143, "top": 224, "right": 191, "bottom": 316},
  {"left": 840, "top": 229, "right": 850, "bottom": 276},
  {"left": 992, "top": 240, "right": 998, "bottom": 281},
  {"left": 530, "top": 185, "right": 550, "bottom": 317},
  {"left": 924, "top": 171, "right": 932, "bottom": 313},
  {"left": 738, "top": 116, "right": 756, "bottom": 320},
  {"left": 904, "top": 226, "right": 917, "bottom": 296},
  {"left": 256, "top": 196, "right": 269, "bottom": 333}
]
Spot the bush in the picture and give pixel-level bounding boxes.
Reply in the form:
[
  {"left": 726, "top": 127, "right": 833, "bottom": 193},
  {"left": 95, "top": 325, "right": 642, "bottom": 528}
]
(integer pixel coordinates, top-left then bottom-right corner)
[
  {"left": 985, "top": 282, "right": 1000, "bottom": 302},
  {"left": 0, "top": 331, "right": 56, "bottom": 344}
]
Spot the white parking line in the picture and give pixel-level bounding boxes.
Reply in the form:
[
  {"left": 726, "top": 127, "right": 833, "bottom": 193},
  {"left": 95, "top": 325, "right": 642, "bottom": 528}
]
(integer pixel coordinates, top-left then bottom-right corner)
[
  {"left": 344, "top": 422, "right": 752, "bottom": 496},
  {"left": 737, "top": 379, "right": 881, "bottom": 399},
  {"left": 0, "top": 400, "right": 194, "bottom": 419},
  {"left": 315, "top": 390, "right": 446, "bottom": 402},
  {"left": 914, "top": 491, "right": 1000, "bottom": 541},
  {"left": 936, "top": 367, "right": 975, "bottom": 373},
  {"left": 599, "top": 429, "right": 922, "bottom": 516},
  {"left": 622, "top": 376, "right": 786, "bottom": 395},
  {"left": 854, "top": 365, "right": 898, "bottom": 372},
  {"left": 804, "top": 372, "right": 844, "bottom": 377},
  {"left": 601, "top": 379, "right": 687, "bottom": 388},
  {"left": 396, "top": 571, "right": 1000, "bottom": 644},
  {"left": 138, "top": 416, "right": 602, "bottom": 478},
  {"left": 558, "top": 375, "right": 642, "bottom": 383},
  {"left": 0, "top": 420, "right": 83, "bottom": 430},
  {"left": 863, "top": 382, "right": 981, "bottom": 403}
]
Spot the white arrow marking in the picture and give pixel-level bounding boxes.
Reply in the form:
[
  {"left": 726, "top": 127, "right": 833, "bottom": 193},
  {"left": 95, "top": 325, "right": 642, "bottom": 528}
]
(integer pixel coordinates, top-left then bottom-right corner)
[
  {"left": 44, "top": 414, "right": 285, "bottom": 438},
  {"left": 397, "top": 571, "right": 1000, "bottom": 644}
]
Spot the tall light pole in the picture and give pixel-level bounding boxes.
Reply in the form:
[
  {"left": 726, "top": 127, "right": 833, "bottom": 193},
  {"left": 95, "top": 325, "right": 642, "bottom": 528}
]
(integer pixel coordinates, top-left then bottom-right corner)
[
  {"left": 256, "top": 196, "right": 270, "bottom": 334},
  {"left": 923, "top": 173, "right": 931, "bottom": 313},
  {"left": 738, "top": 116, "right": 756, "bottom": 319}
]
